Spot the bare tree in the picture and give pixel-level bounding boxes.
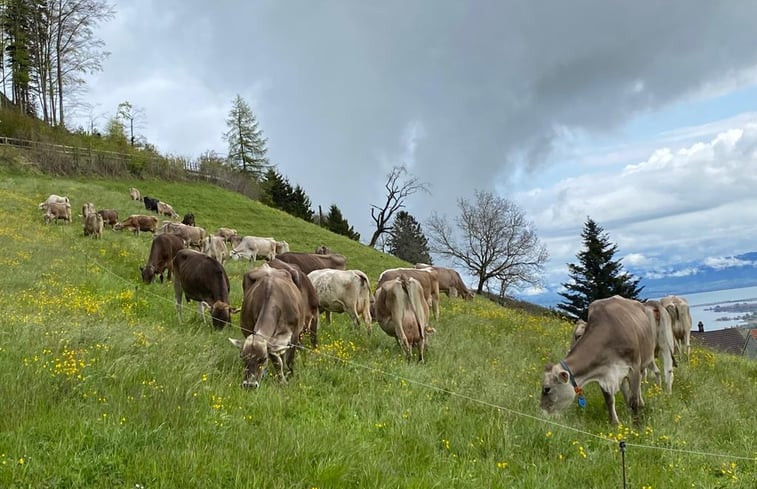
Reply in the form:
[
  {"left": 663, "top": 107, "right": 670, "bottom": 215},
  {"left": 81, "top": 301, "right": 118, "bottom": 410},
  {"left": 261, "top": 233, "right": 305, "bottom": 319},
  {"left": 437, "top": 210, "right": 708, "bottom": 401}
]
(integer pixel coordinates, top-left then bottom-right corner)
[
  {"left": 53, "top": 0, "right": 115, "bottom": 127},
  {"left": 368, "top": 165, "right": 429, "bottom": 248},
  {"left": 426, "top": 190, "right": 548, "bottom": 295}
]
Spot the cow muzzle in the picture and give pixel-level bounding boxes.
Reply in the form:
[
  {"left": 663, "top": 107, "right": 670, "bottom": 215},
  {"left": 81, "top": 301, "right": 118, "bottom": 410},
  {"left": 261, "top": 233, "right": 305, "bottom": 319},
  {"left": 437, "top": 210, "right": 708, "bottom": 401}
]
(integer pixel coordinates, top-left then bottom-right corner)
[{"left": 241, "top": 379, "right": 259, "bottom": 390}]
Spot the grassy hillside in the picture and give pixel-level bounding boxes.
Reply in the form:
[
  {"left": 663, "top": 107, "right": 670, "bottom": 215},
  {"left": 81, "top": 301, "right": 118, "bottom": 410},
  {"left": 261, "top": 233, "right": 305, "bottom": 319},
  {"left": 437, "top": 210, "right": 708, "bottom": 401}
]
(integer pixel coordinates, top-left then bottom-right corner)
[{"left": 0, "top": 172, "right": 755, "bottom": 488}]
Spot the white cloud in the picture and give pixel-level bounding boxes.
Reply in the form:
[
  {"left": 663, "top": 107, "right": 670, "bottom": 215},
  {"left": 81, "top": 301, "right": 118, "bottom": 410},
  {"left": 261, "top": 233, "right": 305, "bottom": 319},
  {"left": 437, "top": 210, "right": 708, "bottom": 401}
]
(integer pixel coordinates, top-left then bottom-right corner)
[
  {"left": 703, "top": 256, "right": 754, "bottom": 269},
  {"left": 517, "top": 121, "right": 757, "bottom": 289}
]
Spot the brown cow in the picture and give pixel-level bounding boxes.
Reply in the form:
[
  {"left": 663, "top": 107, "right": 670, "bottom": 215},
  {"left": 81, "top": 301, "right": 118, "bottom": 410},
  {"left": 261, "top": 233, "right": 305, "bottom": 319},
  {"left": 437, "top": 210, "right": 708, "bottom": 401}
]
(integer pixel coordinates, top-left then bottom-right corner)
[
  {"left": 268, "top": 258, "right": 320, "bottom": 347},
  {"left": 141, "top": 233, "right": 185, "bottom": 284},
  {"left": 158, "top": 221, "right": 207, "bottom": 248},
  {"left": 114, "top": 215, "right": 158, "bottom": 234},
  {"left": 230, "top": 263, "right": 304, "bottom": 389},
  {"left": 378, "top": 267, "right": 440, "bottom": 320},
  {"left": 541, "top": 295, "right": 657, "bottom": 425},
  {"left": 372, "top": 276, "right": 429, "bottom": 362},
  {"left": 276, "top": 252, "right": 347, "bottom": 275},
  {"left": 43, "top": 202, "right": 72, "bottom": 224},
  {"left": 97, "top": 209, "right": 119, "bottom": 228},
  {"left": 414, "top": 264, "right": 473, "bottom": 300},
  {"left": 173, "top": 249, "right": 238, "bottom": 329}
]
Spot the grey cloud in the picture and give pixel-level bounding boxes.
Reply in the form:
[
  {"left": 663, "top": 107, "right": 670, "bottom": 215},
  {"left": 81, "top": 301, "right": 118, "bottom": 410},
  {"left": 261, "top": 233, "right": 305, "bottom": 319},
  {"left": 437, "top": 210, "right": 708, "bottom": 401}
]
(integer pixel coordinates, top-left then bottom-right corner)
[{"left": 84, "top": 1, "right": 757, "bottom": 238}]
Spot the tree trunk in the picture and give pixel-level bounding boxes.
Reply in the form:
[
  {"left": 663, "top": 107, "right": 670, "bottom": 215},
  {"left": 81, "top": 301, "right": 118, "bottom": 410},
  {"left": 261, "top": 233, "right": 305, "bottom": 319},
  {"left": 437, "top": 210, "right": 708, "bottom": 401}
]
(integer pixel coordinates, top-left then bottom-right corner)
[{"left": 476, "top": 275, "right": 486, "bottom": 294}]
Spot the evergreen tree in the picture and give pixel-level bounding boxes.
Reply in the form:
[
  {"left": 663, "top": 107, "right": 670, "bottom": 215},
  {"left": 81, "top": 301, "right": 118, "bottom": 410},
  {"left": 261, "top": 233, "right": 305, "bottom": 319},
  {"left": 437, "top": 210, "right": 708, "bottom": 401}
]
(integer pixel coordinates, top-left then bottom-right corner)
[
  {"left": 323, "top": 204, "right": 360, "bottom": 241},
  {"left": 557, "top": 217, "right": 644, "bottom": 320},
  {"left": 223, "top": 94, "right": 270, "bottom": 180},
  {"left": 290, "top": 184, "right": 314, "bottom": 221},
  {"left": 387, "top": 211, "right": 432, "bottom": 264}
]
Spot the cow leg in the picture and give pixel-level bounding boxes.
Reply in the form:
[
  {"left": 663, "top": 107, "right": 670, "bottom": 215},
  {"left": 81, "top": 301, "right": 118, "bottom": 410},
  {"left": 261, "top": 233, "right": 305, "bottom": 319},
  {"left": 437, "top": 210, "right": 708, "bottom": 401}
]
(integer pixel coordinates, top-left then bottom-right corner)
[
  {"left": 173, "top": 279, "right": 184, "bottom": 323},
  {"left": 270, "top": 353, "right": 287, "bottom": 384},
  {"left": 601, "top": 388, "right": 620, "bottom": 425},
  {"left": 197, "top": 302, "right": 209, "bottom": 325},
  {"left": 349, "top": 306, "right": 361, "bottom": 328},
  {"left": 325, "top": 310, "right": 332, "bottom": 325},
  {"left": 310, "top": 315, "right": 319, "bottom": 348}
]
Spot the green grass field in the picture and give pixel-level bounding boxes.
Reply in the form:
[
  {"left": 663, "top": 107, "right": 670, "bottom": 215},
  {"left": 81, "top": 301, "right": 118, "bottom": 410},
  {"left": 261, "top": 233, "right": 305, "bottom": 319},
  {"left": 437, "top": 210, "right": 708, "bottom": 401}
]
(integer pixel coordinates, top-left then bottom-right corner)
[{"left": 0, "top": 172, "right": 755, "bottom": 488}]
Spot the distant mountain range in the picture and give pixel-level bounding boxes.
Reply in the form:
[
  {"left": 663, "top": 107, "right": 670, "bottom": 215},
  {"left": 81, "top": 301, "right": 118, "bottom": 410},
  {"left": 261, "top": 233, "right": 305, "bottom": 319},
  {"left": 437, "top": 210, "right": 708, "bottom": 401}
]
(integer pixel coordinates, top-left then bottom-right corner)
[{"left": 519, "top": 251, "right": 757, "bottom": 308}]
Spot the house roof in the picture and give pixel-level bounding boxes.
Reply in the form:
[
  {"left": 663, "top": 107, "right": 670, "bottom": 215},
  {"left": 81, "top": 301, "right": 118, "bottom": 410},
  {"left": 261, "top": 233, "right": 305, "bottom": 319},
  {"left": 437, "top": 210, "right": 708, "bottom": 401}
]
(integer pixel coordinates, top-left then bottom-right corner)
[{"left": 691, "top": 328, "right": 748, "bottom": 355}]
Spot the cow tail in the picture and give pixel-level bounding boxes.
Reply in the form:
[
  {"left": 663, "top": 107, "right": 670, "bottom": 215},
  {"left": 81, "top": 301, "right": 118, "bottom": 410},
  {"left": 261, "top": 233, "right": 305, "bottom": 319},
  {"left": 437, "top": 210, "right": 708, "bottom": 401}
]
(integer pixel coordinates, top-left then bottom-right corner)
[{"left": 357, "top": 271, "right": 371, "bottom": 323}]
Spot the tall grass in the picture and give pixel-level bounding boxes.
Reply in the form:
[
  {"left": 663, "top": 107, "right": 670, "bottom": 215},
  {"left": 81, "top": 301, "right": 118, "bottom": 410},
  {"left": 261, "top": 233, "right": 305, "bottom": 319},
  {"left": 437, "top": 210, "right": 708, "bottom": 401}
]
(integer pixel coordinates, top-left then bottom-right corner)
[{"left": 0, "top": 173, "right": 755, "bottom": 488}]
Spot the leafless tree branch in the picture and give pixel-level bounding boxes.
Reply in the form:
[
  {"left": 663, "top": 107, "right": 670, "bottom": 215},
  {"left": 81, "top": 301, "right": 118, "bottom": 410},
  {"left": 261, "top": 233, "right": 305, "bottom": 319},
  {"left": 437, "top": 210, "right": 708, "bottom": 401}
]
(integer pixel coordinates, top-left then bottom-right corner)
[{"left": 368, "top": 164, "right": 430, "bottom": 247}]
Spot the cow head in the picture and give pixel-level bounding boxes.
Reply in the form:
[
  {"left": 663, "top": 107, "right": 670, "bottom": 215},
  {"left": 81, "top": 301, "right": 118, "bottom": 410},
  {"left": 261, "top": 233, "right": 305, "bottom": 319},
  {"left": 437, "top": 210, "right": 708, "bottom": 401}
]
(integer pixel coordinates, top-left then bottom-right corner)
[
  {"left": 540, "top": 363, "right": 576, "bottom": 415},
  {"left": 140, "top": 264, "right": 157, "bottom": 284},
  {"left": 202, "top": 300, "right": 239, "bottom": 329},
  {"left": 229, "top": 335, "right": 268, "bottom": 389}
]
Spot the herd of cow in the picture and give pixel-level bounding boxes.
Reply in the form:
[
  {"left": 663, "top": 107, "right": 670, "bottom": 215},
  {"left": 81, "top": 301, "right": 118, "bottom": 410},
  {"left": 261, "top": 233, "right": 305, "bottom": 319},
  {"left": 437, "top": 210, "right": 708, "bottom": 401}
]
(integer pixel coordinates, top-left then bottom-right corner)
[
  {"left": 541, "top": 294, "right": 693, "bottom": 424},
  {"left": 37, "top": 188, "right": 475, "bottom": 390}
]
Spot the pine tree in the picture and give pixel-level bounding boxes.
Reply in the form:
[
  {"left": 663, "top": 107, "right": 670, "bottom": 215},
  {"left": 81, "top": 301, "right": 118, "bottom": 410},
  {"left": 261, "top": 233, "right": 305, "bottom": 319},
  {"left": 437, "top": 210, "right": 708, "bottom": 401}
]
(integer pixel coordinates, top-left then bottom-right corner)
[
  {"left": 557, "top": 217, "right": 644, "bottom": 320},
  {"left": 387, "top": 211, "right": 432, "bottom": 264},
  {"left": 290, "top": 184, "right": 314, "bottom": 221},
  {"left": 324, "top": 204, "right": 360, "bottom": 241},
  {"left": 223, "top": 94, "right": 270, "bottom": 180}
]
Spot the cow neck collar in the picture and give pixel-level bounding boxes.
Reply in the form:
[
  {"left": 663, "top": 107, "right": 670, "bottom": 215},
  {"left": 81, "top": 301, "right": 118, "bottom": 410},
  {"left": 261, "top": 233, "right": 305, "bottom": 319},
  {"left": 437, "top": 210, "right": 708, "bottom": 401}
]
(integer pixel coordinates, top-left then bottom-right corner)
[{"left": 559, "top": 360, "right": 586, "bottom": 408}]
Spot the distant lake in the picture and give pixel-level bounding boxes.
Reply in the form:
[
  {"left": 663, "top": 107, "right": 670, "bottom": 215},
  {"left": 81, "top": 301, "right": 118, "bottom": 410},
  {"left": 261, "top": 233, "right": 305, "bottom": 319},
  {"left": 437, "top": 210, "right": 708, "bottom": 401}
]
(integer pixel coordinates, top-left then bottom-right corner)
[{"left": 662, "top": 285, "right": 757, "bottom": 331}]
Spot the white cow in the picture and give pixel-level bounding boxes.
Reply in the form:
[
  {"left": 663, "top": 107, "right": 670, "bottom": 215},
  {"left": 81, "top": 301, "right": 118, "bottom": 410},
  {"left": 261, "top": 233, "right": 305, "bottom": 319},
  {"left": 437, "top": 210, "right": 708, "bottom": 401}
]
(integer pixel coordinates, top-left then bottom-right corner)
[
  {"left": 642, "top": 300, "right": 677, "bottom": 393},
  {"left": 202, "top": 235, "right": 229, "bottom": 263},
  {"left": 275, "top": 240, "right": 290, "bottom": 255},
  {"left": 157, "top": 201, "right": 180, "bottom": 218},
  {"left": 229, "top": 236, "right": 277, "bottom": 261},
  {"left": 660, "top": 295, "right": 692, "bottom": 360},
  {"left": 39, "top": 194, "right": 69, "bottom": 210},
  {"left": 307, "top": 268, "right": 372, "bottom": 333}
]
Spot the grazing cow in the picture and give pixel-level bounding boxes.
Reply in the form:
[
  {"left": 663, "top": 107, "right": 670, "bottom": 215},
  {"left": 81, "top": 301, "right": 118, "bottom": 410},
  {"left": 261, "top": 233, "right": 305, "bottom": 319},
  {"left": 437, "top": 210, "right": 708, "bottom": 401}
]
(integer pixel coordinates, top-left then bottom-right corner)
[
  {"left": 158, "top": 221, "right": 207, "bottom": 248},
  {"left": 129, "top": 187, "right": 142, "bottom": 201},
  {"left": 113, "top": 214, "right": 158, "bottom": 234},
  {"left": 181, "top": 213, "right": 195, "bottom": 226},
  {"left": 141, "top": 233, "right": 185, "bottom": 284},
  {"left": 372, "top": 276, "right": 429, "bottom": 362},
  {"left": 660, "top": 295, "right": 692, "bottom": 360},
  {"left": 276, "top": 252, "right": 347, "bottom": 275},
  {"left": 414, "top": 264, "right": 473, "bottom": 300},
  {"left": 97, "top": 209, "right": 119, "bottom": 228},
  {"left": 268, "top": 258, "right": 320, "bottom": 347},
  {"left": 83, "top": 212, "right": 104, "bottom": 239},
  {"left": 173, "top": 249, "right": 237, "bottom": 329},
  {"left": 201, "top": 235, "right": 229, "bottom": 264},
  {"left": 378, "top": 268, "right": 440, "bottom": 320},
  {"left": 307, "top": 268, "right": 372, "bottom": 332},
  {"left": 43, "top": 202, "right": 72, "bottom": 224},
  {"left": 275, "top": 240, "right": 290, "bottom": 255},
  {"left": 229, "top": 236, "right": 277, "bottom": 262},
  {"left": 143, "top": 196, "right": 159, "bottom": 212},
  {"left": 157, "top": 201, "right": 179, "bottom": 218},
  {"left": 216, "top": 227, "right": 238, "bottom": 243},
  {"left": 38, "top": 194, "right": 69, "bottom": 210},
  {"left": 642, "top": 300, "right": 676, "bottom": 393},
  {"left": 315, "top": 245, "right": 331, "bottom": 255},
  {"left": 541, "top": 295, "right": 657, "bottom": 425},
  {"left": 229, "top": 263, "right": 304, "bottom": 389},
  {"left": 81, "top": 202, "right": 96, "bottom": 219}
]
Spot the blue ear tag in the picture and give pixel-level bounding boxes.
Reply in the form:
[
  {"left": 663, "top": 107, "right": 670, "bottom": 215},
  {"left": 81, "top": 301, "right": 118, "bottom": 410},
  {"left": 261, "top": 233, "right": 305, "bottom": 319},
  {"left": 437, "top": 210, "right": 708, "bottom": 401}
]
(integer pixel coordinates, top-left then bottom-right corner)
[{"left": 577, "top": 395, "right": 586, "bottom": 408}]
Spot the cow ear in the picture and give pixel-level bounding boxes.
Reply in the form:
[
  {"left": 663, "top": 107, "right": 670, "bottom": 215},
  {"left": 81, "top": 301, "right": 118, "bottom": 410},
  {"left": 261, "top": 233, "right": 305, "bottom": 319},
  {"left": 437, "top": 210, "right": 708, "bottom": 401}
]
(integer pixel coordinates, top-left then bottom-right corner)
[
  {"left": 558, "top": 371, "right": 570, "bottom": 384},
  {"left": 228, "top": 338, "right": 244, "bottom": 349}
]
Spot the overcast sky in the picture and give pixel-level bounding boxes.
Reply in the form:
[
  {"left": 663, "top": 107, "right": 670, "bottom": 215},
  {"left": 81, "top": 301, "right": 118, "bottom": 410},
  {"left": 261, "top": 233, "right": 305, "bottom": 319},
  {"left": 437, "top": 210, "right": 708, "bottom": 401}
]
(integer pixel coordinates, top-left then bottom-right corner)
[{"left": 75, "top": 1, "right": 757, "bottom": 301}]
